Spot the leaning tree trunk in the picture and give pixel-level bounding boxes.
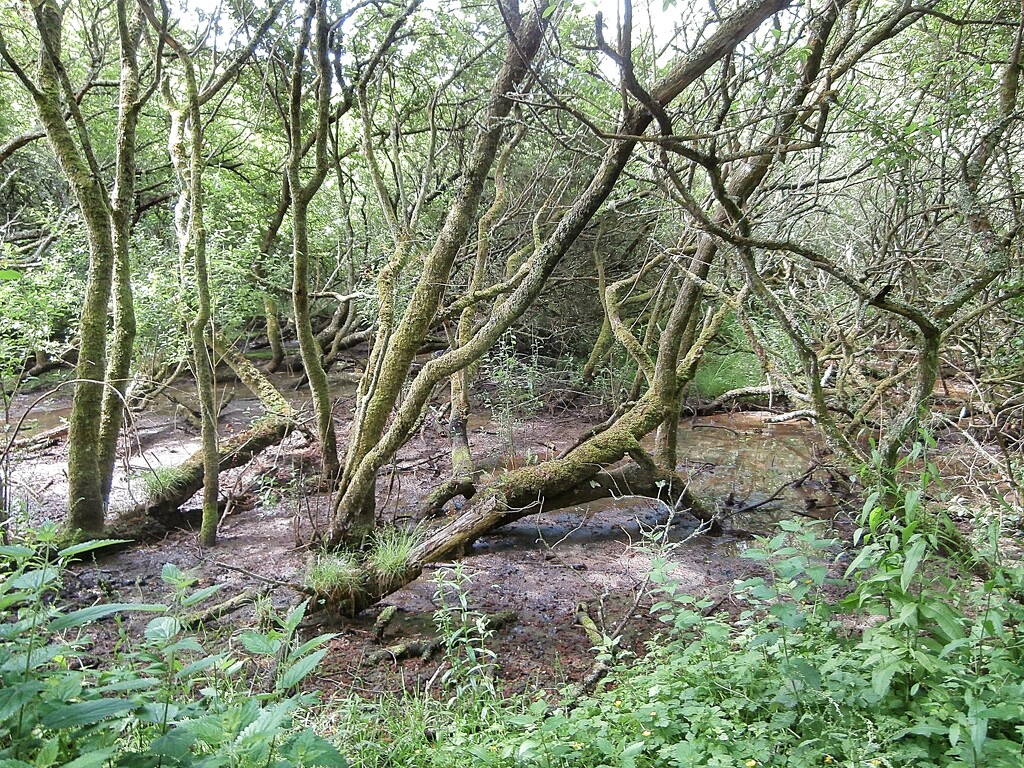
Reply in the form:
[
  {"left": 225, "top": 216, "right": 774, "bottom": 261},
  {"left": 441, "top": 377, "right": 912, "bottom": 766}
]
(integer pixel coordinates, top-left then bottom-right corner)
[
  {"left": 124, "top": 335, "right": 298, "bottom": 530},
  {"left": 327, "top": 0, "right": 792, "bottom": 547},
  {"left": 124, "top": 417, "right": 293, "bottom": 529},
  {"left": 335, "top": 328, "right": 731, "bottom": 616}
]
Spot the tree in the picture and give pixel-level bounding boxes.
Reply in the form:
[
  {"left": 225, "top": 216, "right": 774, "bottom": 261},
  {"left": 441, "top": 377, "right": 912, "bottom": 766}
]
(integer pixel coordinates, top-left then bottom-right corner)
[
  {"left": 139, "top": 0, "right": 286, "bottom": 546},
  {"left": 0, "top": 0, "right": 154, "bottom": 536}
]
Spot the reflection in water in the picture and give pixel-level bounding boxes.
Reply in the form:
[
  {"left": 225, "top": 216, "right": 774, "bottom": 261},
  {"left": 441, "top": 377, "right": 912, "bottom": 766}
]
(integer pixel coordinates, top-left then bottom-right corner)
[{"left": 475, "top": 412, "right": 835, "bottom": 560}]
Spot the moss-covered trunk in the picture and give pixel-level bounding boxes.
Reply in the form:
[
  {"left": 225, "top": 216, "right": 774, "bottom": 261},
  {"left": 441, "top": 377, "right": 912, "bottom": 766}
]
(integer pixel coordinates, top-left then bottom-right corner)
[
  {"left": 160, "top": 41, "right": 219, "bottom": 547},
  {"left": 98, "top": 3, "right": 145, "bottom": 500},
  {"left": 26, "top": 1, "right": 118, "bottom": 536},
  {"left": 288, "top": 0, "right": 339, "bottom": 483},
  {"left": 330, "top": 5, "right": 549, "bottom": 543}
]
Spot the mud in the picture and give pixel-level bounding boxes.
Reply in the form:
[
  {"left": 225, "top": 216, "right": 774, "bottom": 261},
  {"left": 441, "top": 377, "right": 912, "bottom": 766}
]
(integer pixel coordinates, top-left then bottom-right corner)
[{"left": 4, "top": 373, "right": 852, "bottom": 696}]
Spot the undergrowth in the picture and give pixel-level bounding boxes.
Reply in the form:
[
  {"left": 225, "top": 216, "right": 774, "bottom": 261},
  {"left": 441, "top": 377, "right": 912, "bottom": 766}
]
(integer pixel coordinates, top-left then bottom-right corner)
[
  {"left": 4, "top": 480, "right": 1024, "bottom": 768},
  {"left": 0, "top": 524, "right": 346, "bottom": 768},
  {"left": 322, "top": 493, "right": 1024, "bottom": 767}
]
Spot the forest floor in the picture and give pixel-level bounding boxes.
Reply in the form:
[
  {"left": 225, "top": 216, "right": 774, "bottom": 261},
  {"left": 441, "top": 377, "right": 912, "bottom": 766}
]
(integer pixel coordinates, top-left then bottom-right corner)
[{"left": 3, "top": 367, "right": 908, "bottom": 698}]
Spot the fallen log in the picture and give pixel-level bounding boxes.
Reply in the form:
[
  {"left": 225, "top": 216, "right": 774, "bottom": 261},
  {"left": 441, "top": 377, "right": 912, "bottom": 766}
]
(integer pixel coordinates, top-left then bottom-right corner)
[
  {"left": 332, "top": 462, "right": 712, "bottom": 618},
  {"left": 125, "top": 415, "right": 294, "bottom": 528},
  {"left": 183, "top": 587, "right": 272, "bottom": 629}
]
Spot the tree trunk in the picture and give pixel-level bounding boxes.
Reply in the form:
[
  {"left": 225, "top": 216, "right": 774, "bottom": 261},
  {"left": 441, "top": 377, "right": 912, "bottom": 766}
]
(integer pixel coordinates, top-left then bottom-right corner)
[
  {"left": 331, "top": 4, "right": 551, "bottom": 543},
  {"left": 98, "top": 2, "right": 145, "bottom": 501},
  {"left": 288, "top": 0, "right": 339, "bottom": 484},
  {"left": 161, "top": 45, "right": 219, "bottom": 547},
  {"left": 27, "top": 1, "right": 117, "bottom": 536}
]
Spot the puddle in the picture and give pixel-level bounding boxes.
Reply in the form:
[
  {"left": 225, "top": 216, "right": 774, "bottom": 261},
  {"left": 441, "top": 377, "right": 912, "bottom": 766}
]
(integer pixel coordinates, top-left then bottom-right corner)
[{"left": 673, "top": 412, "right": 836, "bottom": 530}]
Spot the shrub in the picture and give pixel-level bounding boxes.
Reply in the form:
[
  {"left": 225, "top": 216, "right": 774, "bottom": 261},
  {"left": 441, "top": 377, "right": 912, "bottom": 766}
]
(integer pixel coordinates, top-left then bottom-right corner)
[{"left": 0, "top": 525, "right": 346, "bottom": 768}]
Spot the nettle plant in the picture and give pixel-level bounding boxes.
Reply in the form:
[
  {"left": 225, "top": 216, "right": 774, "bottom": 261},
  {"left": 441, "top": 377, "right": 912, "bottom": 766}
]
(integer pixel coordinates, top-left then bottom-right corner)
[
  {"left": 463, "top": 517, "right": 1024, "bottom": 768},
  {"left": 0, "top": 525, "right": 347, "bottom": 768}
]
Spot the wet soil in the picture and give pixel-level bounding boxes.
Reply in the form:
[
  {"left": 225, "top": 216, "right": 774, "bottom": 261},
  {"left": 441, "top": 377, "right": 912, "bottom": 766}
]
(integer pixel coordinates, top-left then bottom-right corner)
[{"left": 5, "top": 372, "right": 854, "bottom": 697}]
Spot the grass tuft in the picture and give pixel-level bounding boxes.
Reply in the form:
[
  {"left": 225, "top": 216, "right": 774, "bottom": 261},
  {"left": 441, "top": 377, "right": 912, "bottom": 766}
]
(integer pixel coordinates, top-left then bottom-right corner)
[
  {"left": 367, "top": 526, "right": 420, "bottom": 578},
  {"left": 304, "top": 551, "right": 363, "bottom": 605}
]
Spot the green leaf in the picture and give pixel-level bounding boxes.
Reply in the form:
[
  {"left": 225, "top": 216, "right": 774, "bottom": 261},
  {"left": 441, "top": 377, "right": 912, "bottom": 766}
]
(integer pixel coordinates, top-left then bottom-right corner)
[
  {"left": 11, "top": 566, "right": 60, "bottom": 592},
  {"left": 900, "top": 538, "right": 927, "bottom": 592},
  {"left": 241, "top": 632, "right": 280, "bottom": 656},
  {"left": 789, "top": 658, "right": 822, "bottom": 690},
  {"left": 0, "top": 682, "right": 45, "bottom": 720},
  {"left": 277, "top": 647, "right": 329, "bottom": 691},
  {"left": 281, "top": 730, "right": 348, "bottom": 768},
  {"left": 175, "top": 654, "right": 224, "bottom": 680},
  {"left": 35, "top": 737, "right": 60, "bottom": 768},
  {"left": 145, "top": 616, "right": 181, "bottom": 642},
  {"left": 969, "top": 714, "right": 988, "bottom": 752},
  {"left": 0, "top": 545, "right": 35, "bottom": 558},
  {"left": 61, "top": 749, "right": 115, "bottom": 768},
  {"left": 541, "top": 2, "right": 557, "bottom": 18},
  {"left": 871, "top": 664, "right": 898, "bottom": 697},
  {"left": 281, "top": 601, "right": 309, "bottom": 633},
  {"left": 149, "top": 728, "right": 197, "bottom": 760},
  {"left": 622, "top": 740, "right": 645, "bottom": 757},
  {"left": 978, "top": 704, "right": 1024, "bottom": 721},
  {"left": 41, "top": 699, "right": 134, "bottom": 729},
  {"left": 289, "top": 633, "right": 338, "bottom": 661},
  {"left": 92, "top": 677, "right": 162, "bottom": 695},
  {"left": 0, "top": 269, "right": 21, "bottom": 281},
  {"left": 2, "top": 644, "right": 67, "bottom": 673},
  {"left": 49, "top": 603, "right": 166, "bottom": 631},
  {"left": 922, "top": 602, "right": 964, "bottom": 642},
  {"left": 949, "top": 721, "right": 961, "bottom": 747},
  {"left": 181, "top": 584, "right": 223, "bottom": 607}
]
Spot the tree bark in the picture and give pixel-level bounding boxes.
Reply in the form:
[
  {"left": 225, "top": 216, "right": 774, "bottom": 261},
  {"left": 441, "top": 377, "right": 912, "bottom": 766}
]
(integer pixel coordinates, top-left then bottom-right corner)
[
  {"left": 17, "top": 1, "right": 120, "bottom": 536},
  {"left": 288, "top": 0, "right": 340, "bottom": 483},
  {"left": 331, "top": 1, "right": 551, "bottom": 543},
  {"left": 98, "top": 2, "right": 146, "bottom": 501}
]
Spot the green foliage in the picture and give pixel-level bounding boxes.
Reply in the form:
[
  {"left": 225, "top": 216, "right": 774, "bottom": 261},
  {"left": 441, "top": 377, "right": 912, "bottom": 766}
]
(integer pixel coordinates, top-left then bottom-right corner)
[
  {"left": 136, "top": 466, "right": 190, "bottom": 499},
  {"left": 0, "top": 233, "right": 85, "bottom": 378},
  {"left": 481, "top": 330, "right": 546, "bottom": 416},
  {"left": 0, "top": 526, "right": 346, "bottom": 768},
  {"left": 367, "top": 526, "right": 420, "bottom": 580},
  {"left": 431, "top": 565, "right": 498, "bottom": 705},
  {"left": 691, "top": 314, "right": 763, "bottom": 400},
  {"left": 317, "top": 512, "right": 1024, "bottom": 767},
  {"left": 304, "top": 552, "right": 363, "bottom": 610}
]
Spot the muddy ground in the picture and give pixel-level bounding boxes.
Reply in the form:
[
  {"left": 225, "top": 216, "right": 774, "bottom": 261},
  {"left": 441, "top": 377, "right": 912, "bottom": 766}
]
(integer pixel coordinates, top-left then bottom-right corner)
[{"left": 5, "top": 370, "right": 873, "bottom": 697}]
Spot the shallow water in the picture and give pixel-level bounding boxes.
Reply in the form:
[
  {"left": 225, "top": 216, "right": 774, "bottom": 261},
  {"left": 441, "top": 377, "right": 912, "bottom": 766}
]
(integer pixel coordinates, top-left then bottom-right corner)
[{"left": 472, "top": 412, "right": 835, "bottom": 562}]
